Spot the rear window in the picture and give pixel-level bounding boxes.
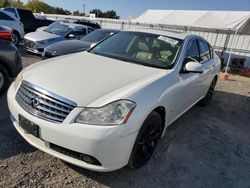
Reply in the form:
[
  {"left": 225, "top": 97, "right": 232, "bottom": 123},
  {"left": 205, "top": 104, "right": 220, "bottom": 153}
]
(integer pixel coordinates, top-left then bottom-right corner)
[
  {"left": 3, "top": 8, "right": 18, "bottom": 18},
  {"left": 0, "top": 12, "right": 14, "bottom": 21},
  {"left": 17, "top": 9, "right": 35, "bottom": 21}
]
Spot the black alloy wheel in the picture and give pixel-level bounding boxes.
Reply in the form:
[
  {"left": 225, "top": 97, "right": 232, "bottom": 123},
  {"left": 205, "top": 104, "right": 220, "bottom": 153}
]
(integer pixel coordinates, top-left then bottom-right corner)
[{"left": 128, "top": 111, "right": 163, "bottom": 169}]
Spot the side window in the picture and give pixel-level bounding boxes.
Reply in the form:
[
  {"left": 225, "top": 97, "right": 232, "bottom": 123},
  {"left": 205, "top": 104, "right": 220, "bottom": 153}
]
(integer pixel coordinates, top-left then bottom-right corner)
[
  {"left": 72, "top": 28, "right": 87, "bottom": 39},
  {"left": 198, "top": 40, "right": 211, "bottom": 63},
  {"left": 185, "top": 39, "right": 200, "bottom": 62},
  {"left": 4, "top": 8, "right": 18, "bottom": 18},
  {"left": 0, "top": 12, "right": 14, "bottom": 21},
  {"left": 88, "top": 28, "right": 94, "bottom": 33},
  {"left": 209, "top": 44, "right": 214, "bottom": 58}
]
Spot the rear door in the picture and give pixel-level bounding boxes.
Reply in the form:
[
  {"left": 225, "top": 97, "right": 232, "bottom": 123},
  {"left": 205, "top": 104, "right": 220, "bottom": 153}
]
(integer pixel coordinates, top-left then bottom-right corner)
[{"left": 197, "top": 39, "right": 215, "bottom": 96}]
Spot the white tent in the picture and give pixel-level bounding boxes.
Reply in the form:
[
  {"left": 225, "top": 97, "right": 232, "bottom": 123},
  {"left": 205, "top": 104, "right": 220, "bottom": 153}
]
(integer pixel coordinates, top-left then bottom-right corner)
[{"left": 133, "top": 10, "right": 250, "bottom": 34}]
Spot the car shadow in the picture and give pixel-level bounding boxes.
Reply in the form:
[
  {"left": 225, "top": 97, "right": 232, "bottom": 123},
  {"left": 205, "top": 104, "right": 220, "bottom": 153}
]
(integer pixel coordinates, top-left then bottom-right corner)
[
  {"left": 0, "top": 92, "right": 36, "bottom": 160},
  {"left": 67, "top": 90, "right": 250, "bottom": 188}
]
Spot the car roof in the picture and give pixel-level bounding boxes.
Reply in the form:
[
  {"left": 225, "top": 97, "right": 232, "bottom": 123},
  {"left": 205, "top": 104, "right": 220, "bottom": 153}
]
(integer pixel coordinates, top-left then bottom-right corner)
[
  {"left": 58, "top": 21, "right": 90, "bottom": 29},
  {"left": 123, "top": 28, "right": 190, "bottom": 40},
  {"left": 96, "top": 28, "right": 120, "bottom": 32}
]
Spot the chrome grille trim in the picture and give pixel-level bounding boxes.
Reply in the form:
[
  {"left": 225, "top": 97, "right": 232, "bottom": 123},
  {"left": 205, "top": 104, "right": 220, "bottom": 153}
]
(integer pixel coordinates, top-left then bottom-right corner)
[{"left": 16, "top": 81, "right": 77, "bottom": 123}]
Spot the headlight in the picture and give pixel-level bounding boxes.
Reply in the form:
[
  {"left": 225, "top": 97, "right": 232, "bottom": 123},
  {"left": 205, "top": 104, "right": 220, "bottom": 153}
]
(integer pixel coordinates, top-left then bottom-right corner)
[
  {"left": 75, "top": 100, "right": 136, "bottom": 125},
  {"left": 14, "top": 70, "right": 24, "bottom": 90},
  {"left": 52, "top": 50, "right": 58, "bottom": 56}
]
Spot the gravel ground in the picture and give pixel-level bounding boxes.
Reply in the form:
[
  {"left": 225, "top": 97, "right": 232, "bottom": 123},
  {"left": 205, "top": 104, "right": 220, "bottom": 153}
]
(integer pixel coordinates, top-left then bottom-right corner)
[{"left": 0, "top": 46, "right": 250, "bottom": 188}]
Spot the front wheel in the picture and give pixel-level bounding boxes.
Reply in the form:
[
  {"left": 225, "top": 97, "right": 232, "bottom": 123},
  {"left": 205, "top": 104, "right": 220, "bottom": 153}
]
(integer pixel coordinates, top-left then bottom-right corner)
[
  {"left": 12, "top": 31, "right": 20, "bottom": 46},
  {"left": 128, "top": 111, "right": 163, "bottom": 169}
]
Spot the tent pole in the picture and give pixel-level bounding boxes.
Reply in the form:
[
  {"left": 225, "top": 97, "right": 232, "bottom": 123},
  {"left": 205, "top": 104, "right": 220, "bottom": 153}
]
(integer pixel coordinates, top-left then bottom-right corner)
[{"left": 224, "top": 28, "right": 239, "bottom": 74}]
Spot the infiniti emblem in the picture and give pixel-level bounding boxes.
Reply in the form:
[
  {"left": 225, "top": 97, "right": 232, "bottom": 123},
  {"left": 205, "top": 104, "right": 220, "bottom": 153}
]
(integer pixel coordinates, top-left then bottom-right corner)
[{"left": 30, "top": 98, "right": 40, "bottom": 108}]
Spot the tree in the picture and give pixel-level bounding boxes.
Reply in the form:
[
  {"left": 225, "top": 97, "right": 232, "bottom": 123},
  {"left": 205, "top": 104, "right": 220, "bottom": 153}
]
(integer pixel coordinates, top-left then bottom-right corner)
[
  {"left": 89, "top": 9, "right": 103, "bottom": 18},
  {"left": 25, "top": 1, "right": 71, "bottom": 15},
  {"left": 11, "top": 0, "right": 24, "bottom": 8},
  {"left": 73, "top": 10, "right": 85, "bottom": 16},
  {"left": 3, "top": 0, "right": 11, "bottom": 7},
  {"left": 102, "top": 10, "right": 119, "bottom": 19},
  {"left": 0, "top": 0, "right": 24, "bottom": 8},
  {"left": 89, "top": 9, "right": 120, "bottom": 19}
]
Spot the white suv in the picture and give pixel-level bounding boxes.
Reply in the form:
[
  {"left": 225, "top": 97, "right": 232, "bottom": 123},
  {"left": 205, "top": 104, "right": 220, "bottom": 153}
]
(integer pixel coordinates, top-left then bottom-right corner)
[
  {"left": 0, "top": 10, "right": 25, "bottom": 45},
  {"left": 8, "top": 29, "right": 221, "bottom": 172}
]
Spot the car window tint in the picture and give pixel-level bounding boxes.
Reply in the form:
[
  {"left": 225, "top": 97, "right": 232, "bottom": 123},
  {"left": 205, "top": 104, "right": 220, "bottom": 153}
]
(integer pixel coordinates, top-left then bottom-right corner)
[
  {"left": 81, "top": 30, "right": 115, "bottom": 43},
  {"left": 185, "top": 39, "right": 199, "bottom": 62},
  {"left": 0, "top": 12, "right": 14, "bottom": 21},
  {"left": 4, "top": 8, "right": 18, "bottom": 18},
  {"left": 209, "top": 44, "right": 214, "bottom": 58},
  {"left": 18, "top": 9, "right": 34, "bottom": 21},
  {"left": 72, "top": 28, "right": 87, "bottom": 39},
  {"left": 90, "top": 31, "right": 182, "bottom": 69},
  {"left": 88, "top": 28, "right": 94, "bottom": 33},
  {"left": 198, "top": 39, "right": 211, "bottom": 63}
]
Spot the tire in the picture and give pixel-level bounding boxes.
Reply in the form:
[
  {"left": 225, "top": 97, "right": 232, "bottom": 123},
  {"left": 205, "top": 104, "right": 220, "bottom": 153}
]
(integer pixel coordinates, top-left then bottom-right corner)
[
  {"left": 199, "top": 77, "right": 217, "bottom": 106},
  {"left": 12, "top": 31, "right": 20, "bottom": 46},
  {"left": 128, "top": 111, "right": 163, "bottom": 169},
  {"left": 0, "top": 64, "right": 10, "bottom": 95}
]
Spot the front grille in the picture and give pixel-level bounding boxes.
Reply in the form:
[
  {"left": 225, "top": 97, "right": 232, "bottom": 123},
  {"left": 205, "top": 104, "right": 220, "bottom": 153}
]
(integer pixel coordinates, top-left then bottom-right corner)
[
  {"left": 16, "top": 81, "right": 77, "bottom": 123},
  {"left": 24, "top": 39, "right": 35, "bottom": 49}
]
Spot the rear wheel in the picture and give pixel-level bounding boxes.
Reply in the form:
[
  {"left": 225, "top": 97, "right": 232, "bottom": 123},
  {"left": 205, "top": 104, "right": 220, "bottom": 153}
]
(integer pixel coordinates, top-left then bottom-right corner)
[
  {"left": 12, "top": 31, "right": 20, "bottom": 46},
  {"left": 128, "top": 111, "right": 163, "bottom": 169},
  {"left": 199, "top": 77, "right": 217, "bottom": 106},
  {"left": 0, "top": 64, "right": 10, "bottom": 95}
]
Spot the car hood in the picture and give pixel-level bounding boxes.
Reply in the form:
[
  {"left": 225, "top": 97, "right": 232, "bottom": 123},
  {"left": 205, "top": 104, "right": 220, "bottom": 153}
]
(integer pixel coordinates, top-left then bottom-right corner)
[
  {"left": 21, "top": 52, "right": 167, "bottom": 107},
  {"left": 24, "top": 31, "right": 61, "bottom": 41},
  {"left": 46, "top": 40, "right": 92, "bottom": 55}
]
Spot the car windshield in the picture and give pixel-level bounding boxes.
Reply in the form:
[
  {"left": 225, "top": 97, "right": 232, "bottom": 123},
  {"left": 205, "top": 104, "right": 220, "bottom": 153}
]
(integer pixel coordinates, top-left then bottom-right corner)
[
  {"left": 90, "top": 31, "right": 183, "bottom": 69},
  {"left": 45, "top": 22, "right": 72, "bottom": 36},
  {"left": 81, "top": 30, "right": 115, "bottom": 43}
]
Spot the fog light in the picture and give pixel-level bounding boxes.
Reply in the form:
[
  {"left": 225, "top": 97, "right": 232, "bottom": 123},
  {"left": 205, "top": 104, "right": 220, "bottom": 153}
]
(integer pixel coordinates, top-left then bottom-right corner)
[{"left": 79, "top": 154, "right": 101, "bottom": 165}]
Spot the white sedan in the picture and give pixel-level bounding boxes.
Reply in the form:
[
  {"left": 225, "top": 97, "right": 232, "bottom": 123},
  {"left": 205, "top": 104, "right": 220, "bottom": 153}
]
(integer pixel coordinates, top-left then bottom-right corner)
[{"left": 7, "top": 29, "right": 221, "bottom": 172}]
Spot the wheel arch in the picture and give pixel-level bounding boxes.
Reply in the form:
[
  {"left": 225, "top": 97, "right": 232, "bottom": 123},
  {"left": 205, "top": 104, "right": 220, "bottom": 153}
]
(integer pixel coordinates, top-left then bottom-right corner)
[
  {"left": 0, "top": 61, "right": 12, "bottom": 77},
  {"left": 151, "top": 106, "right": 168, "bottom": 137}
]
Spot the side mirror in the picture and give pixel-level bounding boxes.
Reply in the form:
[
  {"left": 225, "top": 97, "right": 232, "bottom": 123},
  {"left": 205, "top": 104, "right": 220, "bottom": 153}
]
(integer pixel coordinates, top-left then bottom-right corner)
[
  {"left": 183, "top": 61, "right": 203, "bottom": 74},
  {"left": 68, "top": 34, "right": 75, "bottom": 38},
  {"left": 90, "top": 43, "right": 97, "bottom": 48}
]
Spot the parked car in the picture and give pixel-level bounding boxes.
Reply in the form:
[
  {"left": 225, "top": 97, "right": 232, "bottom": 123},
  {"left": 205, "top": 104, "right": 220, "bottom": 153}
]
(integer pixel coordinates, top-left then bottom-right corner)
[
  {"left": 0, "top": 25, "right": 13, "bottom": 42},
  {"left": 1, "top": 8, "right": 54, "bottom": 33},
  {"left": 36, "top": 20, "right": 98, "bottom": 32},
  {"left": 24, "top": 21, "right": 94, "bottom": 55},
  {"left": 8, "top": 29, "right": 220, "bottom": 172},
  {"left": 74, "top": 20, "right": 101, "bottom": 29},
  {"left": 43, "top": 29, "right": 119, "bottom": 58},
  {"left": 0, "top": 10, "right": 25, "bottom": 45},
  {"left": 0, "top": 39, "right": 22, "bottom": 94}
]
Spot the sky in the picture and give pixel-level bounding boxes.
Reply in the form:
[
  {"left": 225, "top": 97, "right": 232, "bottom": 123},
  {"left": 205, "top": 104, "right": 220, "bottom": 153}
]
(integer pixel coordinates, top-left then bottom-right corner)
[{"left": 23, "top": 0, "right": 250, "bottom": 19}]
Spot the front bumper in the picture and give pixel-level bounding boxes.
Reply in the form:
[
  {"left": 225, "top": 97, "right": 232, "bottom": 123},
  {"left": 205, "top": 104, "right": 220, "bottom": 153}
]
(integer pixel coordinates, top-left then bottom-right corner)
[
  {"left": 7, "top": 83, "right": 138, "bottom": 172},
  {"left": 24, "top": 39, "right": 45, "bottom": 55}
]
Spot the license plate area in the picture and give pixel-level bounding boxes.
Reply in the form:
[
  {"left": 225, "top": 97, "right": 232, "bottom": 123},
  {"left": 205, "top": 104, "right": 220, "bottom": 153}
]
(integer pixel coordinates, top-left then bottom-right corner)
[{"left": 19, "top": 115, "right": 40, "bottom": 138}]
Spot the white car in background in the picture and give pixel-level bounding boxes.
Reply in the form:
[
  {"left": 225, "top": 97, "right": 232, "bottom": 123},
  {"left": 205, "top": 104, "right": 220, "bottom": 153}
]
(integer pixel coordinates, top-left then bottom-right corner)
[
  {"left": 0, "top": 10, "right": 25, "bottom": 45},
  {"left": 8, "top": 29, "right": 221, "bottom": 172}
]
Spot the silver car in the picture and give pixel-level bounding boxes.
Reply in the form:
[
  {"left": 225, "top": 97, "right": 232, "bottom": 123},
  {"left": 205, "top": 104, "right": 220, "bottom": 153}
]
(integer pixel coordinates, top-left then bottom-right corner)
[{"left": 24, "top": 21, "right": 95, "bottom": 55}]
